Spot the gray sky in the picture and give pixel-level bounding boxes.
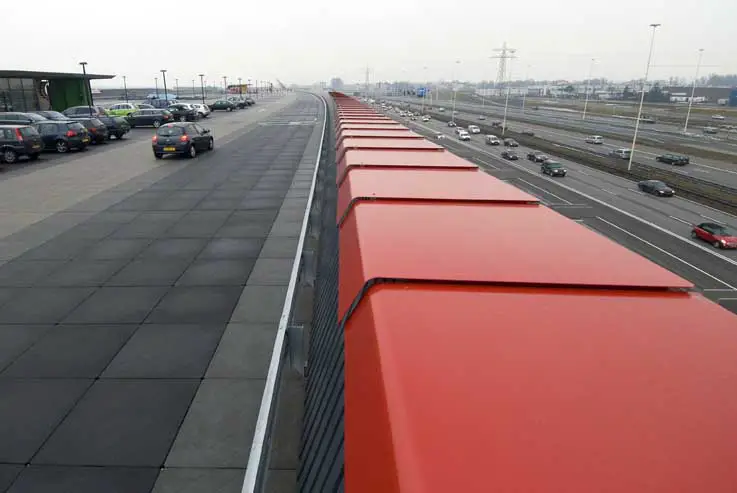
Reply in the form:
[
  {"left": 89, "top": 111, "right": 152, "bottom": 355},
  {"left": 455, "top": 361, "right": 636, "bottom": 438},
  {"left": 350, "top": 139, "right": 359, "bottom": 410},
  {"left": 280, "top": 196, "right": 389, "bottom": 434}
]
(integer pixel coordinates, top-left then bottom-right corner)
[{"left": 5, "top": 0, "right": 736, "bottom": 87}]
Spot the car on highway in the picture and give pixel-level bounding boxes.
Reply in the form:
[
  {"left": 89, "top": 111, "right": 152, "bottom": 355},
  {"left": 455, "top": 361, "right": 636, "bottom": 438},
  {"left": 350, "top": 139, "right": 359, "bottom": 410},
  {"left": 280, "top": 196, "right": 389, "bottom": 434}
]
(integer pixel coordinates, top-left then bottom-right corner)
[
  {"left": 485, "top": 135, "right": 500, "bottom": 145},
  {"left": 448, "top": 121, "right": 457, "bottom": 127},
  {"left": 527, "top": 152, "right": 549, "bottom": 162},
  {"left": 0, "top": 124, "right": 43, "bottom": 164},
  {"left": 610, "top": 148, "right": 631, "bottom": 159},
  {"left": 501, "top": 150, "right": 519, "bottom": 160},
  {"left": 0, "top": 112, "right": 48, "bottom": 125},
  {"left": 638, "top": 180, "right": 674, "bottom": 197},
  {"left": 458, "top": 130, "right": 470, "bottom": 141},
  {"left": 434, "top": 132, "right": 445, "bottom": 140},
  {"left": 33, "top": 120, "right": 90, "bottom": 153},
  {"left": 691, "top": 222, "right": 737, "bottom": 249},
  {"left": 468, "top": 125, "right": 481, "bottom": 134},
  {"left": 712, "top": 114, "right": 726, "bottom": 120},
  {"left": 491, "top": 121, "right": 503, "bottom": 128},
  {"left": 152, "top": 122, "right": 214, "bottom": 159},
  {"left": 478, "top": 115, "right": 486, "bottom": 120},
  {"left": 32, "top": 111, "right": 68, "bottom": 121},
  {"left": 70, "top": 118, "right": 108, "bottom": 144},
  {"left": 422, "top": 115, "right": 430, "bottom": 122},
  {"left": 521, "top": 130, "right": 535, "bottom": 136},
  {"left": 541, "top": 160, "right": 567, "bottom": 177},
  {"left": 127, "top": 109, "right": 175, "bottom": 128},
  {"left": 585, "top": 135, "right": 604, "bottom": 144},
  {"left": 192, "top": 104, "right": 211, "bottom": 118},
  {"left": 703, "top": 126, "right": 718, "bottom": 134},
  {"left": 209, "top": 100, "right": 236, "bottom": 112},
  {"left": 62, "top": 105, "right": 109, "bottom": 118},
  {"left": 503, "top": 138, "right": 518, "bottom": 147},
  {"left": 438, "top": 107, "right": 445, "bottom": 112},
  {"left": 656, "top": 153, "right": 689, "bottom": 166},
  {"left": 106, "top": 102, "right": 139, "bottom": 117}
]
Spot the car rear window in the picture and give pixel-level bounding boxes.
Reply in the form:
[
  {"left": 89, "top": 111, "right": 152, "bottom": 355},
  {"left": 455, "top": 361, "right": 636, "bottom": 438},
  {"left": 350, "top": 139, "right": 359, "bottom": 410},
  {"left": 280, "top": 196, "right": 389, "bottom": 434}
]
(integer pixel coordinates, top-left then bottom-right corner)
[
  {"left": 19, "top": 126, "right": 39, "bottom": 137},
  {"left": 156, "top": 125, "right": 184, "bottom": 136},
  {"left": 67, "top": 122, "right": 86, "bottom": 131},
  {"left": 90, "top": 119, "right": 104, "bottom": 126}
]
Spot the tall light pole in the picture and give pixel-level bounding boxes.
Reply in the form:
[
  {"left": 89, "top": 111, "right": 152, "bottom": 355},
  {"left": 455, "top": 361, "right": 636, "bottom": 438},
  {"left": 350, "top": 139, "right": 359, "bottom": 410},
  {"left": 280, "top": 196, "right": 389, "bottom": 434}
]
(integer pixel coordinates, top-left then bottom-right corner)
[
  {"left": 223, "top": 76, "right": 228, "bottom": 98},
  {"left": 175, "top": 78, "right": 179, "bottom": 97},
  {"left": 521, "top": 64, "right": 531, "bottom": 113},
  {"left": 421, "top": 66, "right": 428, "bottom": 113},
  {"left": 501, "top": 50, "right": 517, "bottom": 136},
  {"left": 248, "top": 78, "right": 252, "bottom": 97},
  {"left": 238, "top": 77, "right": 243, "bottom": 97},
  {"left": 628, "top": 23, "right": 661, "bottom": 172},
  {"left": 123, "top": 75, "right": 128, "bottom": 102},
  {"left": 582, "top": 58, "right": 596, "bottom": 120},
  {"left": 451, "top": 60, "right": 460, "bottom": 124},
  {"left": 155, "top": 77, "right": 159, "bottom": 99},
  {"left": 192, "top": 79, "right": 195, "bottom": 98},
  {"left": 79, "top": 61, "right": 93, "bottom": 112},
  {"left": 160, "top": 69, "right": 168, "bottom": 103},
  {"left": 684, "top": 48, "right": 704, "bottom": 134},
  {"left": 198, "top": 74, "right": 206, "bottom": 104}
]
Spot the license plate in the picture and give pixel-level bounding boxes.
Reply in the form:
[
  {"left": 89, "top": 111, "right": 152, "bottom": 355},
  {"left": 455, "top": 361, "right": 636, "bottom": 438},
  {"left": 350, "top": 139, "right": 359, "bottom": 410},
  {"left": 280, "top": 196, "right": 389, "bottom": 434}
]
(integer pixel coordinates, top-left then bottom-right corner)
[
  {"left": 82, "top": 138, "right": 89, "bottom": 143},
  {"left": 32, "top": 145, "right": 41, "bottom": 149},
  {"left": 164, "top": 147, "right": 176, "bottom": 152}
]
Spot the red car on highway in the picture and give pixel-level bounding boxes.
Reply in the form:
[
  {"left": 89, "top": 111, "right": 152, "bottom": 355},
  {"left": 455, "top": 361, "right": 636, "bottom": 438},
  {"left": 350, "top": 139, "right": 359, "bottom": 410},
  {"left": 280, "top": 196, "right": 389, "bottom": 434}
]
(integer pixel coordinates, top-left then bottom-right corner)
[{"left": 691, "top": 222, "right": 737, "bottom": 249}]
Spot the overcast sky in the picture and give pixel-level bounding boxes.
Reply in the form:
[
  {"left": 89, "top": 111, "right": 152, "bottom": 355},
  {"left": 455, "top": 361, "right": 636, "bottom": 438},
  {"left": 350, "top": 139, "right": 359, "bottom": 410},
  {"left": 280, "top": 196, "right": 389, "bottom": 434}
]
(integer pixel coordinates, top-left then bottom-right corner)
[{"left": 5, "top": 0, "right": 736, "bottom": 88}]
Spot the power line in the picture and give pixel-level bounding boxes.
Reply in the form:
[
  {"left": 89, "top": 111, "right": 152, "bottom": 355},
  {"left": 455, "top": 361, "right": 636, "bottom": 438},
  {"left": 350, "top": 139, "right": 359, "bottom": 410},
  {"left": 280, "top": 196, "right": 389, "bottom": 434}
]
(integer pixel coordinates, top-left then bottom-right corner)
[{"left": 491, "top": 42, "right": 517, "bottom": 88}]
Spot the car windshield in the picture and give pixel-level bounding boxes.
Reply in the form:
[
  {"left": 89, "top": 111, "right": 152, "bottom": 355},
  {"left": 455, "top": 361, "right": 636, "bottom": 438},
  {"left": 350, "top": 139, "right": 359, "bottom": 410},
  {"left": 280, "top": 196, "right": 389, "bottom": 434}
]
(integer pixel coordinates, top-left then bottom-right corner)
[
  {"left": 714, "top": 226, "right": 735, "bottom": 236},
  {"left": 156, "top": 125, "right": 185, "bottom": 136},
  {"left": 41, "top": 111, "right": 66, "bottom": 119},
  {"left": 547, "top": 163, "right": 562, "bottom": 168},
  {"left": 27, "top": 113, "right": 47, "bottom": 122},
  {"left": 651, "top": 182, "right": 668, "bottom": 189}
]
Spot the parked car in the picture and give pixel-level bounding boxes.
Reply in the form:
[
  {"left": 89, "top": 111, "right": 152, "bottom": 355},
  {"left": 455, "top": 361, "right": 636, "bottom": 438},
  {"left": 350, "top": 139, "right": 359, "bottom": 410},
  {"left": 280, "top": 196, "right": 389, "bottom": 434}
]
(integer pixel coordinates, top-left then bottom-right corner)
[
  {"left": 138, "top": 103, "right": 155, "bottom": 109},
  {"left": 33, "top": 120, "right": 90, "bottom": 153},
  {"left": 191, "top": 104, "right": 211, "bottom": 118},
  {"left": 167, "top": 103, "right": 199, "bottom": 122},
  {"left": 541, "top": 160, "right": 567, "bottom": 177},
  {"left": 152, "top": 122, "right": 214, "bottom": 159},
  {"left": 227, "top": 97, "right": 248, "bottom": 109},
  {"left": 70, "top": 118, "right": 108, "bottom": 144},
  {"left": 127, "top": 109, "right": 174, "bottom": 128},
  {"left": 656, "top": 153, "right": 689, "bottom": 166},
  {"left": 527, "top": 152, "right": 548, "bottom": 162},
  {"left": 32, "top": 111, "right": 68, "bottom": 121},
  {"left": 97, "top": 115, "right": 131, "bottom": 140},
  {"left": 106, "top": 102, "right": 139, "bottom": 117},
  {"left": 501, "top": 150, "right": 519, "bottom": 160},
  {"left": 245, "top": 97, "right": 255, "bottom": 105},
  {"left": 149, "top": 98, "right": 179, "bottom": 109},
  {"left": 209, "top": 100, "right": 236, "bottom": 112},
  {"left": 503, "top": 138, "right": 519, "bottom": 147},
  {"left": 691, "top": 222, "right": 737, "bottom": 249},
  {"left": 0, "top": 112, "right": 48, "bottom": 125},
  {"left": 62, "top": 105, "right": 109, "bottom": 118},
  {"left": 0, "top": 124, "right": 43, "bottom": 164},
  {"left": 638, "top": 180, "right": 674, "bottom": 197}
]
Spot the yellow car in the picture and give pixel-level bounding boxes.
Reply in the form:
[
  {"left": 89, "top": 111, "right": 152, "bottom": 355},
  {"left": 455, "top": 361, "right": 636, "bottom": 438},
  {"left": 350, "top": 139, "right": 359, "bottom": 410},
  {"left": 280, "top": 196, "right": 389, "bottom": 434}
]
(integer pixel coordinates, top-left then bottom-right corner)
[{"left": 106, "top": 102, "right": 140, "bottom": 117}]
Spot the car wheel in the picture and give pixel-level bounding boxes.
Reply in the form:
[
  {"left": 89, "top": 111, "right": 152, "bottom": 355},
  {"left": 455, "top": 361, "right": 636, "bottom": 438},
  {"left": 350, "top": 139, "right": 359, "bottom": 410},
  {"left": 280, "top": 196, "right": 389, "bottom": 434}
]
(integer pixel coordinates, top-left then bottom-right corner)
[
  {"left": 713, "top": 240, "right": 722, "bottom": 249},
  {"left": 227, "top": 107, "right": 233, "bottom": 112},
  {"left": 153, "top": 120, "right": 161, "bottom": 128},
  {"left": 55, "top": 140, "right": 69, "bottom": 153},
  {"left": 188, "top": 145, "right": 197, "bottom": 159},
  {"left": 154, "top": 153, "right": 163, "bottom": 159},
  {"left": 28, "top": 153, "right": 40, "bottom": 161},
  {"left": 208, "top": 138, "right": 214, "bottom": 150},
  {"left": 2, "top": 149, "right": 18, "bottom": 164}
]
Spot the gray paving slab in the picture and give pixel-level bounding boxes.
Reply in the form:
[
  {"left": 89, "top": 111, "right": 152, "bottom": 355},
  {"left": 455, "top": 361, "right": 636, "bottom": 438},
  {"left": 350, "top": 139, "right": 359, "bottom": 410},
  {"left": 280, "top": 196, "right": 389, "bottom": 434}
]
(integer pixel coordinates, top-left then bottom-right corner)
[
  {"left": 268, "top": 373, "right": 304, "bottom": 470},
  {"left": 206, "top": 323, "right": 277, "bottom": 378},
  {"left": 176, "top": 259, "right": 255, "bottom": 287},
  {"left": 106, "top": 258, "right": 193, "bottom": 287},
  {"left": 197, "top": 238, "right": 263, "bottom": 259},
  {"left": 33, "top": 380, "right": 199, "bottom": 467},
  {"left": 145, "top": 286, "right": 242, "bottom": 324},
  {"left": 39, "top": 259, "right": 129, "bottom": 287},
  {"left": 0, "top": 288, "right": 95, "bottom": 324},
  {"left": 269, "top": 220, "right": 305, "bottom": 238},
  {"left": 164, "top": 379, "right": 265, "bottom": 468},
  {"left": 230, "top": 285, "right": 288, "bottom": 323},
  {"left": 1, "top": 325, "right": 137, "bottom": 378},
  {"left": 0, "top": 325, "right": 52, "bottom": 372},
  {"left": 247, "top": 258, "right": 294, "bottom": 286},
  {"left": 258, "top": 236, "right": 300, "bottom": 259},
  {"left": 263, "top": 470, "right": 297, "bottom": 493},
  {"left": 102, "top": 324, "right": 225, "bottom": 379},
  {"left": 0, "top": 259, "right": 68, "bottom": 287},
  {"left": 6, "top": 466, "right": 159, "bottom": 493},
  {"left": 81, "top": 238, "right": 153, "bottom": 260},
  {"left": 151, "top": 468, "right": 245, "bottom": 493},
  {"left": 0, "top": 379, "right": 91, "bottom": 463},
  {"left": 137, "top": 237, "right": 209, "bottom": 260},
  {"left": 64, "top": 286, "right": 168, "bottom": 324}
]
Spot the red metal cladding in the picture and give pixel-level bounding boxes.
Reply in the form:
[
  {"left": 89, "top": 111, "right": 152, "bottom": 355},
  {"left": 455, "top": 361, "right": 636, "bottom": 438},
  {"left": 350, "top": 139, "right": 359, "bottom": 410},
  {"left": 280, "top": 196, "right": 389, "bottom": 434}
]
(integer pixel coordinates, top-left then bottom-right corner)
[
  {"left": 337, "top": 138, "right": 443, "bottom": 166},
  {"left": 337, "top": 149, "right": 477, "bottom": 186},
  {"left": 336, "top": 130, "right": 423, "bottom": 147},
  {"left": 345, "top": 283, "right": 737, "bottom": 493},
  {"left": 337, "top": 123, "right": 405, "bottom": 132},
  {"left": 337, "top": 201, "right": 692, "bottom": 319},
  {"left": 336, "top": 168, "right": 538, "bottom": 224}
]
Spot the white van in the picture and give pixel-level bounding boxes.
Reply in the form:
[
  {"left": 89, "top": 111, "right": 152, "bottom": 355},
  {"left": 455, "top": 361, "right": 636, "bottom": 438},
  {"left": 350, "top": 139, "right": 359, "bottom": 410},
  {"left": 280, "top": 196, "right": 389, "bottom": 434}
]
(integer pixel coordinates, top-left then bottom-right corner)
[
  {"left": 610, "top": 148, "right": 631, "bottom": 159},
  {"left": 585, "top": 135, "right": 603, "bottom": 144},
  {"left": 485, "top": 134, "right": 500, "bottom": 145},
  {"left": 468, "top": 125, "right": 481, "bottom": 134},
  {"left": 458, "top": 130, "right": 471, "bottom": 141}
]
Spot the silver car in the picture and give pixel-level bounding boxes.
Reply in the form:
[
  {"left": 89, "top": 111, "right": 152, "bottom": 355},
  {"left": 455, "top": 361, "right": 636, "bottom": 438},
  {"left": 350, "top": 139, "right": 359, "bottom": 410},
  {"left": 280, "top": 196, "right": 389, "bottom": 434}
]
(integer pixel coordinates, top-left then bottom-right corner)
[{"left": 191, "top": 104, "right": 211, "bottom": 118}]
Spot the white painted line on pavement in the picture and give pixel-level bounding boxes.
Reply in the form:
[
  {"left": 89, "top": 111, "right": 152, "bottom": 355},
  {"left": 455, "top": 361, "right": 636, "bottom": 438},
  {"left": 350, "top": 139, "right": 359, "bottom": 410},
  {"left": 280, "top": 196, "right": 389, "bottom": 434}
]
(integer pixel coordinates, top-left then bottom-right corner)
[
  {"left": 701, "top": 215, "right": 722, "bottom": 222},
  {"left": 517, "top": 178, "right": 572, "bottom": 204},
  {"left": 601, "top": 189, "right": 617, "bottom": 195},
  {"left": 595, "top": 216, "right": 737, "bottom": 290},
  {"left": 696, "top": 163, "right": 737, "bottom": 175},
  {"left": 669, "top": 215, "right": 692, "bottom": 225},
  {"left": 473, "top": 157, "right": 498, "bottom": 169},
  {"left": 703, "top": 288, "right": 737, "bottom": 292}
]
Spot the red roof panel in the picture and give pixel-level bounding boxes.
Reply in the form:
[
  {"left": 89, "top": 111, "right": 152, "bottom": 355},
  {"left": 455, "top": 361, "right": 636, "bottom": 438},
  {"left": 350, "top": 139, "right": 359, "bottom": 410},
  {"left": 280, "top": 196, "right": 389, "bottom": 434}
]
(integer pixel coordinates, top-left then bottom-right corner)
[
  {"left": 338, "top": 123, "right": 405, "bottom": 131},
  {"left": 337, "top": 137, "right": 443, "bottom": 165},
  {"left": 345, "top": 283, "right": 737, "bottom": 493}
]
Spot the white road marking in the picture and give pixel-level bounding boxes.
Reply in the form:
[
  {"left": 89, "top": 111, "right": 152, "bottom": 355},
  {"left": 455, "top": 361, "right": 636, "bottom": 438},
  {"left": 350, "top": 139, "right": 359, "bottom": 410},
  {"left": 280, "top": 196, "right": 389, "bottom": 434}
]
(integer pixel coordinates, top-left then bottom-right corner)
[
  {"left": 701, "top": 215, "right": 721, "bottom": 223},
  {"left": 601, "top": 189, "right": 617, "bottom": 195},
  {"left": 517, "top": 178, "right": 572, "bottom": 204},
  {"left": 669, "top": 215, "right": 692, "bottom": 225},
  {"left": 595, "top": 216, "right": 737, "bottom": 290},
  {"left": 473, "top": 157, "right": 498, "bottom": 169},
  {"left": 703, "top": 288, "right": 737, "bottom": 292}
]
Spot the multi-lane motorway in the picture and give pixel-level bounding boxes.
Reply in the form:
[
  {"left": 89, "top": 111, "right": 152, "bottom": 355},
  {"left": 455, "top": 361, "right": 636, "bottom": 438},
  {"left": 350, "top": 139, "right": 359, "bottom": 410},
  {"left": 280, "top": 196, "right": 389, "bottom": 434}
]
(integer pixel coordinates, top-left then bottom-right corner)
[{"left": 393, "top": 111, "right": 737, "bottom": 314}]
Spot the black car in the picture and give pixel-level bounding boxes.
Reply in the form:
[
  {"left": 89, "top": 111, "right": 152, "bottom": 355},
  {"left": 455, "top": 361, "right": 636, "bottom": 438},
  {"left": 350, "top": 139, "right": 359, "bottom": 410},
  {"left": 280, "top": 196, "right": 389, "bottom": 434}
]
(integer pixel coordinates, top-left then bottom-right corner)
[
  {"left": 33, "top": 120, "right": 90, "bottom": 153},
  {"left": 541, "top": 160, "right": 567, "bottom": 177},
  {"left": 521, "top": 130, "right": 535, "bottom": 136},
  {"left": 503, "top": 138, "right": 519, "bottom": 147},
  {"left": 127, "top": 109, "right": 174, "bottom": 128},
  {"left": 447, "top": 121, "right": 457, "bottom": 127},
  {"left": 33, "top": 111, "right": 69, "bottom": 121},
  {"left": 227, "top": 97, "right": 248, "bottom": 109},
  {"left": 62, "top": 105, "right": 109, "bottom": 118},
  {"left": 97, "top": 115, "right": 131, "bottom": 139},
  {"left": 245, "top": 97, "right": 255, "bottom": 105},
  {"left": 152, "top": 122, "right": 214, "bottom": 159},
  {"left": 0, "top": 112, "right": 48, "bottom": 125},
  {"left": 167, "top": 104, "right": 199, "bottom": 122},
  {"left": 527, "top": 152, "right": 548, "bottom": 163},
  {"left": 501, "top": 150, "right": 519, "bottom": 160},
  {"left": 656, "top": 153, "right": 689, "bottom": 166},
  {"left": 0, "top": 125, "right": 43, "bottom": 164},
  {"left": 70, "top": 118, "right": 109, "bottom": 144},
  {"left": 638, "top": 180, "right": 674, "bottom": 197},
  {"left": 209, "top": 100, "right": 236, "bottom": 111}
]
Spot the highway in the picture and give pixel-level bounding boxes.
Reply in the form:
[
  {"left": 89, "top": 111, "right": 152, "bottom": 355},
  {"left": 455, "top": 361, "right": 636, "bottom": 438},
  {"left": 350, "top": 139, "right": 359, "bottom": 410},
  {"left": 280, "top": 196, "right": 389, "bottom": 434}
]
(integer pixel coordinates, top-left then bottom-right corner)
[{"left": 395, "top": 112, "right": 737, "bottom": 315}]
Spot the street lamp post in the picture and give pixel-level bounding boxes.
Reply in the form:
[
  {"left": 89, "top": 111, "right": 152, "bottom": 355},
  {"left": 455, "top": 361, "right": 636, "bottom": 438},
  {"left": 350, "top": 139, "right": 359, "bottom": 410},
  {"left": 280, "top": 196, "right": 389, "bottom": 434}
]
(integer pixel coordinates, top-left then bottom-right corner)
[
  {"left": 421, "top": 66, "right": 428, "bottom": 113},
  {"left": 238, "top": 77, "right": 243, "bottom": 97},
  {"left": 123, "top": 75, "right": 128, "bottom": 102},
  {"left": 223, "top": 76, "right": 228, "bottom": 98},
  {"left": 451, "top": 60, "right": 460, "bottom": 124},
  {"left": 684, "top": 48, "right": 704, "bottom": 134},
  {"left": 175, "top": 78, "right": 179, "bottom": 97},
  {"left": 628, "top": 23, "right": 661, "bottom": 172},
  {"left": 521, "top": 64, "right": 531, "bottom": 113},
  {"left": 248, "top": 78, "right": 252, "bottom": 97},
  {"left": 198, "top": 74, "right": 205, "bottom": 104},
  {"left": 192, "top": 79, "right": 195, "bottom": 98},
  {"left": 582, "top": 58, "right": 596, "bottom": 120},
  {"left": 160, "top": 70, "right": 168, "bottom": 103},
  {"left": 79, "top": 61, "right": 93, "bottom": 112},
  {"left": 155, "top": 77, "right": 159, "bottom": 99},
  {"left": 501, "top": 51, "right": 516, "bottom": 137}
]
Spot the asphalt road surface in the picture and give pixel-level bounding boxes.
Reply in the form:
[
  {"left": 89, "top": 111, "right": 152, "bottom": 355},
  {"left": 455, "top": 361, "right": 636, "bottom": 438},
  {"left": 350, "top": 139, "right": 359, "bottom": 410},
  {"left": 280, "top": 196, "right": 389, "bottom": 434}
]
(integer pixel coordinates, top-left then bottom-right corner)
[
  {"left": 400, "top": 114, "right": 737, "bottom": 315},
  {"left": 0, "top": 92, "right": 324, "bottom": 493}
]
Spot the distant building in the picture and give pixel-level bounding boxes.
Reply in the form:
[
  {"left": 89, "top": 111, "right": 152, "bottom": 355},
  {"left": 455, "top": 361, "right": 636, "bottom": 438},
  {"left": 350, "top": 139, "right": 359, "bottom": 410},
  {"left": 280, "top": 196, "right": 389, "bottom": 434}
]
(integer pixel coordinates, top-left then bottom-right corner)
[{"left": 329, "top": 78, "right": 344, "bottom": 90}]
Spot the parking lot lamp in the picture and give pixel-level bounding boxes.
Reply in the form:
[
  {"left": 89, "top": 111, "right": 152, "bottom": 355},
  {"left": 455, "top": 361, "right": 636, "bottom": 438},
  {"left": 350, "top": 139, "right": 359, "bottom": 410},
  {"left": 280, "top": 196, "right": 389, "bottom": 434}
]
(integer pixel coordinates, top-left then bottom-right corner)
[
  {"left": 79, "top": 62, "right": 93, "bottom": 112},
  {"left": 223, "top": 76, "right": 228, "bottom": 97},
  {"left": 238, "top": 77, "right": 243, "bottom": 96},
  {"left": 628, "top": 23, "right": 661, "bottom": 172},
  {"left": 160, "top": 70, "right": 168, "bottom": 103},
  {"left": 123, "top": 75, "right": 128, "bottom": 103},
  {"left": 198, "top": 74, "right": 205, "bottom": 104},
  {"left": 684, "top": 48, "right": 704, "bottom": 134}
]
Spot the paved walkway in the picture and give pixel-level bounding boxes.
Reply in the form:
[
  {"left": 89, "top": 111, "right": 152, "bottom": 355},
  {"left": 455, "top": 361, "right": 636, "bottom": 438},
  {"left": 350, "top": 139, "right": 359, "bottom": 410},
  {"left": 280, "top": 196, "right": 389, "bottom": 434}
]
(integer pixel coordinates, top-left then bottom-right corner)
[{"left": 0, "top": 93, "right": 324, "bottom": 493}]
